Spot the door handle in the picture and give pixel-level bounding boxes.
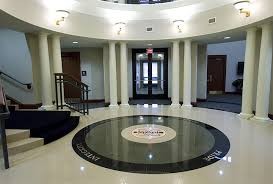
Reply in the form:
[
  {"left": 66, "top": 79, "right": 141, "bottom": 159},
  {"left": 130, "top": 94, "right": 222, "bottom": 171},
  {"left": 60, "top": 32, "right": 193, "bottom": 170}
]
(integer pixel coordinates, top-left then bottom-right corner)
[{"left": 207, "top": 75, "right": 213, "bottom": 82}]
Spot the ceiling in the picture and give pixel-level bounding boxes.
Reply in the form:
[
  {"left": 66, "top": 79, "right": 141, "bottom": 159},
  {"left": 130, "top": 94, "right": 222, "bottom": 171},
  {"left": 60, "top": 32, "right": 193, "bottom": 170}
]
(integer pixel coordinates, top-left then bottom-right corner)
[{"left": 33, "top": 0, "right": 238, "bottom": 21}]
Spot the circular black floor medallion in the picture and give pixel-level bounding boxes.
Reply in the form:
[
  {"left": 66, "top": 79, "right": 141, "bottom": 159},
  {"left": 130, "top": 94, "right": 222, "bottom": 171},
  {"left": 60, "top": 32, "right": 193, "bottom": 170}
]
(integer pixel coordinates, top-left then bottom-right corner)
[{"left": 72, "top": 115, "right": 230, "bottom": 174}]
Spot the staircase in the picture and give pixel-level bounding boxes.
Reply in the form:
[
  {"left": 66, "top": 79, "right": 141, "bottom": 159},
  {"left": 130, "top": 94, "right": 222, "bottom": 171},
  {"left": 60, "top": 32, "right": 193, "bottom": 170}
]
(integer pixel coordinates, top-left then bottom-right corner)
[{"left": 6, "top": 129, "right": 44, "bottom": 156}]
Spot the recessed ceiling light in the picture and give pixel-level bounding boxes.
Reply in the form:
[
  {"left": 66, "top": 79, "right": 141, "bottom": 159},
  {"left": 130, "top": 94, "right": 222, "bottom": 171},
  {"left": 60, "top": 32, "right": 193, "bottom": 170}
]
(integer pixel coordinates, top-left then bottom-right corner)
[
  {"left": 73, "top": 41, "right": 78, "bottom": 44},
  {"left": 147, "top": 43, "right": 153, "bottom": 46},
  {"left": 224, "top": 37, "right": 231, "bottom": 40}
]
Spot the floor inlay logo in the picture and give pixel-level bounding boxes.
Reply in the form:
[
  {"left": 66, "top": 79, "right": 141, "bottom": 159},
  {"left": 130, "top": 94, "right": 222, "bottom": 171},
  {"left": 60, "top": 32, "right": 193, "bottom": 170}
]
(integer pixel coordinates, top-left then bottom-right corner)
[
  {"left": 121, "top": 124, "right": 176, "bottom": 144},
  {"left": 132, "top": 127, "right": 166, "bottom": 139},
  {"left": 72, "top": 115, "right": 230, "bottom": 174}
]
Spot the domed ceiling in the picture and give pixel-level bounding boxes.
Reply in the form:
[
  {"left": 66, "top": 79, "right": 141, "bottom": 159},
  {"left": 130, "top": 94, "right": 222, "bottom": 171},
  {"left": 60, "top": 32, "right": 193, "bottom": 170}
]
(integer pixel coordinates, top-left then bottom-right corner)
[{"left": 35, "top": 0, "right": 237, "bottom": 22}]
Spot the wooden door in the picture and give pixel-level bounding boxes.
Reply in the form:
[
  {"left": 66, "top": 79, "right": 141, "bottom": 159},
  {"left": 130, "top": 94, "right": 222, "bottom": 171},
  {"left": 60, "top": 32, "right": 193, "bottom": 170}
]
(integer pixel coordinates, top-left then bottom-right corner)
[
  {"left": 207, "top": 55, "right": 226, "bottom": 93},
  {"left": 61, "top": 52, "right": 81, "bottom": 98}
]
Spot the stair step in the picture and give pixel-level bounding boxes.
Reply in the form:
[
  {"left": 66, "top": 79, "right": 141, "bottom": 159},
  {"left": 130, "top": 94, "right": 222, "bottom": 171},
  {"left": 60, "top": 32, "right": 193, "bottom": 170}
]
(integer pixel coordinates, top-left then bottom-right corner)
[
  {"left": 6, "top": 99, "right": 11, "bottom": 105},
  {"left": 8, "top": 138, "right": 44, "bottom": 156},
  {"left": 6, "top": 129, "right": 30, "bottom": 143}
]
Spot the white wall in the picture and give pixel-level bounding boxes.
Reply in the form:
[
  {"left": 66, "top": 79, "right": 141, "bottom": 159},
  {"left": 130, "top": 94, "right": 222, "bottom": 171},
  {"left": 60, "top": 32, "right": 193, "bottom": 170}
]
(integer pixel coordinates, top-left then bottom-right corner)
[
  {"left": 62, "top": 48, "right": 105, "bottom": 100},
  {"left": 0, "top": 29, "right": 36, "bottom": 103},
  {"left": 207, "top": 40, "right": 246, "bottom": 92}
]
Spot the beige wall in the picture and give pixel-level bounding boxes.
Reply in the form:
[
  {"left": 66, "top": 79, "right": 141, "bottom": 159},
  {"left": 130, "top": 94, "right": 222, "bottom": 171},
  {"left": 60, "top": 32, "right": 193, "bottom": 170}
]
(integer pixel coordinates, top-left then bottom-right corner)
[{"left": 62, "top": 47, "right": 105, "bottom": 100}]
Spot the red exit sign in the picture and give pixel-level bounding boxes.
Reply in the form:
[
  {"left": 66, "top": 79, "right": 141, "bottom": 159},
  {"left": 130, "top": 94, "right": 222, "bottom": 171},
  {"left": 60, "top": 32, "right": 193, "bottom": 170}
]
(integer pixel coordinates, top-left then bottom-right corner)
[{"left": 146, "top": 48, "right": 153, "bottom": 54}]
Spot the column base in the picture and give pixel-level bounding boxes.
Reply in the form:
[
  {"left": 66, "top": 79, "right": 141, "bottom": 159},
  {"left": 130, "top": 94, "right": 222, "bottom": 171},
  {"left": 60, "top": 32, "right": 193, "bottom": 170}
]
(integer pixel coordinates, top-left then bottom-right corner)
[
  {"left": 120, "top": 104, "right": 130, "bottom": 108},
  {"left": 109, "top": 104, "right": 119, "bottom": 108},
  {"left": 182, "top": 104, "right": 192, "bottom": 108},
  {"left": 251, "top": 116, "right": 271, "bottom": 122},
  {"left": 238, "top": 112, "right": 254, "bottom": 119},
  {"left": 170, "top": 104, "right": 181, "bottom": 108},
  {"left": 39, "top": 105, "right": 55, "bottom": 110}
]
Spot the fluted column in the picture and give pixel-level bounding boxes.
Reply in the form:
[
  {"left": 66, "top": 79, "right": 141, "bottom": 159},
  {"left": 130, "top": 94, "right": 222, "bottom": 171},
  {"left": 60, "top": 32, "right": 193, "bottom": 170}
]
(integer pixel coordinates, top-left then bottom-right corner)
[
  {"left": 182, "top": 39, "right": 192, "bottom": 108},
  {"left": 109, "top": 41, "right": 118, "bottom": 108},
  {"left": 171, "top": 40, "right": 181, "bottom": 108},
  {"left": 239, "top": 28, "right": 257, "bottom": 119},
  {"left": 38, "top": 32, "right": 53, "bottom": 109},
  {"left": 120, "top": 42, "right": 129, "bottom": 107},
  {"left": 253, "top": 23, "right": 273, "bottom": 121}
]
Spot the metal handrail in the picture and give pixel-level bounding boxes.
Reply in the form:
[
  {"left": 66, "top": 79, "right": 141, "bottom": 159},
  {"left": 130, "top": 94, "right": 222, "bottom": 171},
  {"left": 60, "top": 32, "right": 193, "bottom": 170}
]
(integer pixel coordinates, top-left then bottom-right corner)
[
  {"left": 57, "top": 80, "right": 91, "bottom": 92},
  {"left": 54, "top": 73, "right": 89, "bottom": 115},
  {"left": 0, "top": 71, "right": 32, "bottom": 89},
  {"left": 0, "top": 87, "right": 10, "bottom": 169},
  {"left": 55, "top": 73, "right": 88, "bottom": 88}
]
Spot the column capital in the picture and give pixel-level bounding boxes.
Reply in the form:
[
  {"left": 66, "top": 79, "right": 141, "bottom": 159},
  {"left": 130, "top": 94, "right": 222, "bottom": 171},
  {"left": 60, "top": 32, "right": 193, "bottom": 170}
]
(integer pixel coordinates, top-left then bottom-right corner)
[
  {"left": 38, "top": 32, "right": 49, "bottom": 37},
  {"left": 260, "top": 22, "right": 273, "bottom": 30},
  {"left": 119, "top": 41, "right": 127, "bottom": 45},
  {"left": 183, "top": 39, "right": 192, "bottom": 43},
  {"left": 246, "top": 27, "right": 258, "bottom": 33},
  {"left": 171, "top": 40, "right": 180, "bottom": 44},
  {"left": 51, "top": 34, "right": 61, "bottom": 39},
  {"left": 108, "top": 40, "right": 117, "bottom": 44}
]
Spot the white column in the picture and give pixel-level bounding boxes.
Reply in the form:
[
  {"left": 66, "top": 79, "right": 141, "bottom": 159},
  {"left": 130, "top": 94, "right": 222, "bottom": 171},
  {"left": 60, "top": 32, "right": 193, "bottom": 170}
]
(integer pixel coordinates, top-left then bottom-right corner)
[
  {"left": 171, "top": 40, "right": 181, "bottom": 108},
  {"left": 109, "top": 41, "right": 118, "bottom": 108},
  {"left": 253, "top": 23, "right": 273, "bottom": 121},
  {"left": 120, "top": 42, "right": 129, "bottom": 107},
  {"left": 239, "top": 28, "right": 257, "bottom": 119},
  {"left": 182, "top": 39, "right": 192, "bottom": 108},
  {"left": 51, "top": 35, "right": 64, "bottom": 106},
  {"left": 103, "top": 45, "right": 110, "bottom": 103},
  {"left": 38, "top": 32, "right": 53, "bottom": 109},
  {"left": 191, "top": 43, "right": 198, "bottom": 104},
  {"left": 52, "top": 35, "right": 63, "bottom": 74},
  {"left": 197, "top": 44, "right": 207, "bottom": 100}
]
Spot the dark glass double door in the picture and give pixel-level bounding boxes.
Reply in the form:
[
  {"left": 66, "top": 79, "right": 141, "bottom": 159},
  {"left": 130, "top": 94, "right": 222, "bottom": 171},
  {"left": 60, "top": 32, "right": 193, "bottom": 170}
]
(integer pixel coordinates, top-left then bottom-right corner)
[{"left": 132, "top": 48, "right": 168, "bottom": 99}]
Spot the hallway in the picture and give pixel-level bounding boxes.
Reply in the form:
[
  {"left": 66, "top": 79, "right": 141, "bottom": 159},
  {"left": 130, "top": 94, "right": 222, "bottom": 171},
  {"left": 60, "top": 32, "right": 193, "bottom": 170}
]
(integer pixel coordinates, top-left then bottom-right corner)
[{"left": 197, "top": 94, "right": 242, "bottom": 113}]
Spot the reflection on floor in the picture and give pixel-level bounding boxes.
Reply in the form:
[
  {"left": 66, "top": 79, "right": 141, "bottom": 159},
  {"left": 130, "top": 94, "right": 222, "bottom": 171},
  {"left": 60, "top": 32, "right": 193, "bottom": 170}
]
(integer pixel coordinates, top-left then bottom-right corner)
[
  {"left": 129, "top": 99, "right": 171, "bottom": 105},
  {"left": 197, "top": 94, "right": 242, "bottom": 113},
  {"left": 86, "top": 94, "right": 242, "bottom": 114}
]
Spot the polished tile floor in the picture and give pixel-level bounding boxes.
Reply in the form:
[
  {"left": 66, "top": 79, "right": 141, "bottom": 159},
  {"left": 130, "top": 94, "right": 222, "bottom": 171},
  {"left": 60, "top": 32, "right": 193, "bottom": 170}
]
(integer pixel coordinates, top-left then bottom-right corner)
[{"left": 1, "top": 106, "right": 273, "bottom": 184}]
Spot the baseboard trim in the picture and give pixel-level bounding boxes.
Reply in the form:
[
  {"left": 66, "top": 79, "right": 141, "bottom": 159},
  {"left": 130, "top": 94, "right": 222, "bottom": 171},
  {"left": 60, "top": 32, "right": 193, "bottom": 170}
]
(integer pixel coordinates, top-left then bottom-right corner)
[
  {"left": 225, "top": 92, "right": 242, "bottom": 95},
  {"left": 19, "top": 103, "right": 42, "bottom": 109},
  {"left": 84, "top": 99, "right": 105, "bottom": 103},
  {"left": 197, "top": 98, "right": 207, "bottom": 102}
]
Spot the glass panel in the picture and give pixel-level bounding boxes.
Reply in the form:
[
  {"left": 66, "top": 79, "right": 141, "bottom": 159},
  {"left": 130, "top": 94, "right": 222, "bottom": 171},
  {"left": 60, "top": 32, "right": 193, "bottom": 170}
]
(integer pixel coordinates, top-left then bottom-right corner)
[
  {"left": 152, "top": 52, "right": 164, "bottom": 95},
  {"left": 136, "top": 53, "right": 148, "bottom": 95}
]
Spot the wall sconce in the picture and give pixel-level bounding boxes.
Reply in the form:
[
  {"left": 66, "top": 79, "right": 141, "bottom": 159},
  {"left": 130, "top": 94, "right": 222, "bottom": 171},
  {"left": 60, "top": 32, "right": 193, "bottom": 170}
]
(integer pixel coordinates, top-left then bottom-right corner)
[
  {"left": 234, "top": 1, "right": 251, "bottom": 17},
  {"left": 55, "top": 10, "right": 70, "bottom": 26},
  {"left": 173, "top": 20, "right": 184, "bottom": 33},
  {"left": 114, "top": 22, "right": 126, "bottom": 35}
]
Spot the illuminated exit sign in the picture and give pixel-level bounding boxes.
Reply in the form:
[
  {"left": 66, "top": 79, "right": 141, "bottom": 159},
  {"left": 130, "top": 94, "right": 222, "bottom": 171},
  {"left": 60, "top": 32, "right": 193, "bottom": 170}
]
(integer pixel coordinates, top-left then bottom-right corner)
[{"left": 146, "top": 48, "right": 153, "bottom": 54}]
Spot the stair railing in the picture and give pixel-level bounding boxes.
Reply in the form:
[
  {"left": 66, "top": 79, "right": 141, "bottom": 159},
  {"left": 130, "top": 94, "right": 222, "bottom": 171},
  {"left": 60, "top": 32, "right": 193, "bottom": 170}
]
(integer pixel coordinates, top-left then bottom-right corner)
[
  {"left": 54, "top": 73, "right": 90, "bottom": 115},
  {"left": 0, "top": 86, "right": 10, "bottom": 169},
  {"left": 0, "top": 70, "right": 32, "bottom": 89}
]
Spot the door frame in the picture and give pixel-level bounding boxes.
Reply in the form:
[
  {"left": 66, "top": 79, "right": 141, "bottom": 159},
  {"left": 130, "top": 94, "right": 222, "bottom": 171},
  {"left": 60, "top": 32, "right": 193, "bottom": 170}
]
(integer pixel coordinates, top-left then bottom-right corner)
[
  {"left": 207, "top": 55, "right": 227, "bottom": 93},
  {"left": 132, "top": 48, "right": 168, "bottom": 99}
]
